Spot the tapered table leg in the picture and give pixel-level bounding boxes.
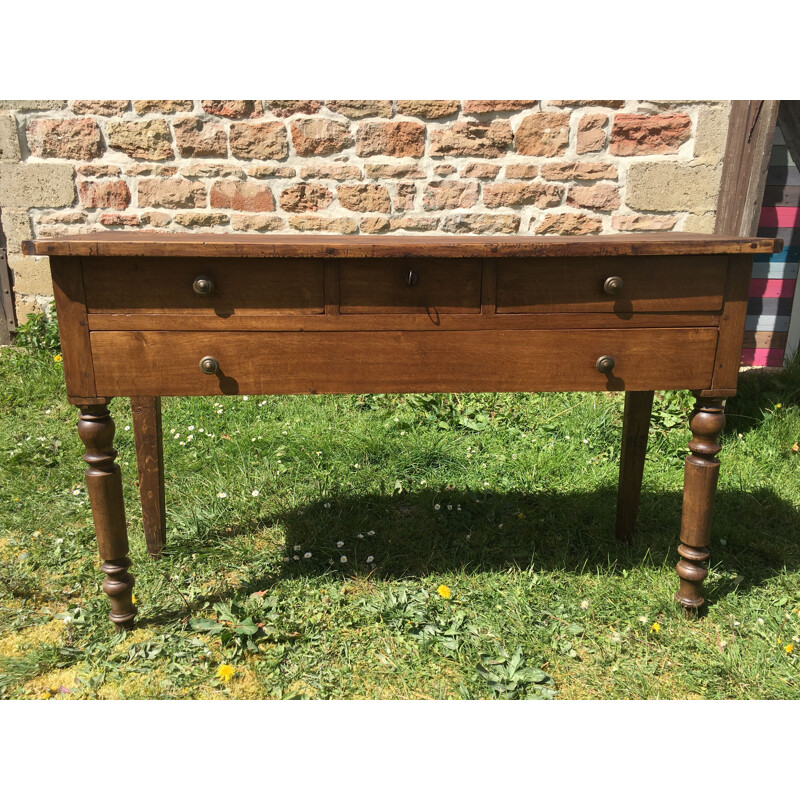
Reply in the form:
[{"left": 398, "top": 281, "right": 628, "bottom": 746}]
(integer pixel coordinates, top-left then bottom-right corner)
[
  {"left": 131, "top": 396, "right": 166, "bottom": 558},
  {"left": 78, "top": 402, "right": 136, "bottom": 630},
  {"left": 615, "top": 390, "right": 654, "bottom": 543},
  {"left": 675, "top": 396, "right": 726, "bottom": 613}
]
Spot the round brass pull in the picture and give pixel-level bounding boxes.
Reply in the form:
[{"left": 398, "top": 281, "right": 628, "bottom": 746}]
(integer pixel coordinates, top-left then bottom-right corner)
[
  {"left": 603, "top": 276, "right": 624, "bottom": 296},
  {"left": 193, "top": 275, "right": 215, "bottom": 295},
  {"left": 199, "top": 356, "right": 219, "bottom": 375},
  {"left": 596, "top": 355, "right": 615, "bottom": 375},
  {"left": 403, "top": 270, "right": 419, "bottom": 287}
]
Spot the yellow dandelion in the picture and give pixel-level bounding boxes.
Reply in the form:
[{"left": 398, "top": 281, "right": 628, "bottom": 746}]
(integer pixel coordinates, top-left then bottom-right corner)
[
  {"left": 651, "top": 622, "right": 661, "bottom": 633},
  {"left": 53, "top": 354, "right": 62, "bottom": 363},
  {"left": 437, "top": 585, "right": 451, "bottom": 600},
  {"left": 131, "top": 594, "right": 137, "bottom": 604},
  {"left": 785, "top": 644, "right": 794, "bottom": 654},
  {"left": 775, "top": 403, "right": 782, "bottom": 409},
  {"left": 216, "top": 664, "right": 235, "bottom": 682}
]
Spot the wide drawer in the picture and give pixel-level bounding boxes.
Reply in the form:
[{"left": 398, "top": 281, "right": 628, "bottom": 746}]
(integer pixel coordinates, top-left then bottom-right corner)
[
  {"left": 81, "top": 257, "right": 325, "bottom": 315},
  {"left": 496, "top": 255, "right": 728, "bottom": 313},
  {"left": 91, "top": 328, "right": 718, "bottom": 396},
  {"left": 338, "top": 258, "right": 482, "bottom": 314}
]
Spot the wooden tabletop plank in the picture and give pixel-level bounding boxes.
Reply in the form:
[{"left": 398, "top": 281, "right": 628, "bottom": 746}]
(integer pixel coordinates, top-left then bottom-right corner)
[{"left": 22, "top": 232, "right": 783, "bottom": 258}]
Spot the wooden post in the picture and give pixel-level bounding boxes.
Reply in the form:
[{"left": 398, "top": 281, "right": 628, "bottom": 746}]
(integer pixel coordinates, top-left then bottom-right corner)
[
  {"left": 715, "top": 100, "right": 780, "bottom": 236},
  {"left": 131, "top": 396, "right": 166, "bottom": 558},
  {"left": 675, "top": 396, "right": 726, "bottom": 613},
  {"left": 78, "top": 403, "right": 136, "bottom": 630},
  {"left": 615, "top": 390, "right": 654, "bottom": 543}
]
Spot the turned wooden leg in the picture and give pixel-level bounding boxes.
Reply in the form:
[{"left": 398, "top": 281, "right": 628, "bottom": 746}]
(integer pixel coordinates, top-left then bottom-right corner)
[
  {"left": 131, "top": 396, "right": 166, "bottom": 558},
  {"left": 78, "top": 403, "right": 136, "bottom": 631},
  {"left": 615, "top": 390, "right": 654, "bottom": 543},
  {"left": 675, "top": 396, "right": 726, "bottom": 613}
]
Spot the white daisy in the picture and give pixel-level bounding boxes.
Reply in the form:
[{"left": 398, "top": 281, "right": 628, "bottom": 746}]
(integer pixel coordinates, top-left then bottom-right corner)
[
  {"left": 251, "top": 490, "right": 259, "bottom": 497},
  {"left": 340, "top": 556, "right": 348, "bottom": 563},
  {"left": 366, "top": 556, "right": 374, "bottom": 564},
  {"left": 336, "top": 541, "right": 344, "bottom": 548},
  {"left": 217, "top": 492, "right": 227, "bottom": 498}
]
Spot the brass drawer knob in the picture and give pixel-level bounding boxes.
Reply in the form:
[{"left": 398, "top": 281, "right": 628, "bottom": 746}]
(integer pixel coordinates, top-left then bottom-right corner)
[
  {"left": 193, "top": 275, "right": 215, "bottom": 295},
  {"left": 603, "top": 276, "right": 624, "bottom": 296},
  {"left": 199, "top": 356, "right": 219, "bottom": 375},
  {"left": 403, "top": 269, "right": 419, "bottom": 287},
  {"left": 596, "top": 355, "right": 615, "bottom": 374}
]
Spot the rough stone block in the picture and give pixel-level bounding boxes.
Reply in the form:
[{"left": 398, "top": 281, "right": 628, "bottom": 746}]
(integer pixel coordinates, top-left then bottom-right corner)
[
  {"left": 210, "top": 180, "right": 275, "bottom": 212},
  {"left": 515, "top": 113, "right": 570, "bottom": 157},
  {"left": 626, "top": 162, "right": 720, "bottom": 213},
  {"left": 107, "top": 120, "right": 174, "bottom": 160},
  {"left": 229, "top": 122, "right": 289, "bottom": 160},
  {"left": 0, "top": 113, "right": 21, "bottom": 162},
  {"left": 9, "top": 254, "right": 52, "bottom": 295},
  {"left": 356, "top": 122, "right": 426, "bottom": 158},
  {"left": 291, "top": 118, "right": 353, "bottom": 156},
  {"left": 337, "top": 183, "right": 391, "bottom": 213},
  {"left": 27, "top": 118, "right": 104, "bottom": 160},
  {"left": 430, "top": 121, "right": 511, "bottom": 158},
  {"left": 0, "top": 163, "right": 75, "bottom": 209}
]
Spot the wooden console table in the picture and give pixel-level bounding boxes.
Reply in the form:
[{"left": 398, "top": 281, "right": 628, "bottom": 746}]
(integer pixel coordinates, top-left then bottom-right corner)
[{"left": 23, "top": 232, "right": 782, "bottom": 631}]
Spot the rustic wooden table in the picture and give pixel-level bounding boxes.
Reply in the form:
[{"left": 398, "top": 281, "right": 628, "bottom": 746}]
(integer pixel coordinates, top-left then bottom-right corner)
[{"left": 23, "top": 232, "right": 782, "bottom": 630}]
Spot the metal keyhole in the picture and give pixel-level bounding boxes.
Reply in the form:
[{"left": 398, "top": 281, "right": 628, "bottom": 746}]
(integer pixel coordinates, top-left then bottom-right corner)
[{"left": 403, "top": 270, "right": 419, "bottom": 287}]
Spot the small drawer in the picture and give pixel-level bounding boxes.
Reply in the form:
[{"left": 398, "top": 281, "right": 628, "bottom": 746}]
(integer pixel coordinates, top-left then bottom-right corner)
[
  {"left": 91, "top": 327, "right": 718, "bottom": 397},
  {"left": 338, "top": 258, "right": 482, "bottom": 314},
  {"left": 496, "top": 255, "right": 728, "bottom": 313},
  {"left": 82, "top": 257, "right": 325, "bottom": 316}
]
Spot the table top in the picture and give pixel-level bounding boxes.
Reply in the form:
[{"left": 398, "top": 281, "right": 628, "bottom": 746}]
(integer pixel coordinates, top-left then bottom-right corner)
[{"left": 23, "top": 232, "right": 783, "bottom": 259}]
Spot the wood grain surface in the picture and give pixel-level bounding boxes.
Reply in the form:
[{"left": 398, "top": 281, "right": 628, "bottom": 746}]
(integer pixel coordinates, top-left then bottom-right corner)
[
  {"left": 24, "top": 232, "right": 783, "bottom": 258},
  {"left": 90, "top": 328, "right": 718, "bottom": 397}
]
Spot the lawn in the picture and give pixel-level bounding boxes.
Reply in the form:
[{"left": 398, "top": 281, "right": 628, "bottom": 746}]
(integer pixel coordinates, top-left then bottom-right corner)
[{"left": 0, "top": 341, "right": 798, "bottom": 700}]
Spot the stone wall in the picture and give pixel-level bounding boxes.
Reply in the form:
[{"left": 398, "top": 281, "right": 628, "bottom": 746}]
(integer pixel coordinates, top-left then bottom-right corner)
[{"left": 0, "top": 99, "right": 731, "bottom": 323}]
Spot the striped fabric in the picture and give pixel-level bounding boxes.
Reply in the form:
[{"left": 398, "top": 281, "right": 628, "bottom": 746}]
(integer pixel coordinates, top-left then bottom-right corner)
[{"left": 743, "top": 124, "right": 800, "bottom": 366}]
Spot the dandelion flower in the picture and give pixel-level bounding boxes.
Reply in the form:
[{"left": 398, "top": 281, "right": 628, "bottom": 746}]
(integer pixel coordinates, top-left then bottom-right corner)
[
  {"left": 651, "top": 622, "right": 661, "bottom": 633},
  {"left": 216, "top": 664, "right": 235, "bottom": 682},
  {"left": 437, "top": 585, "right": 451, "bottom": 600},
  {"left": 340, "top": 556, "right": 348, "bottom": 563},
  {"left": 366, "top": 556, "right": 374, "bottom": 564},
  {"left": 217, "top": 492, "right": 227, "bottom": 498},
  {"left": 786, "top": 644, "right": 794, "bottom": 654},
  {"left": 131, "top": 594, "right": 138, "bottom": 604},
  {"left": 775, "top": 403, "right": 782, "bottom": 409},
  {"left": 54, "top": 354, "right": 62, "bottom": 362},
  {"left": 336, "top": 541, "right": 344, "bottom": 548},
  {"left": 251, "top": 490, "right": 260, "bottom": 497}
]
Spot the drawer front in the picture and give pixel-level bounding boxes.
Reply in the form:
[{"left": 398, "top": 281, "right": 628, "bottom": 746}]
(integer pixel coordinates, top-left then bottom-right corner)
[
  {"left": 496, "top": 255, "right": 728, "bottom": 313},
  {"left": 338, "top": 258, "right": 482, "bottom": 314},
  {"left": 91, "top": 328, "right": 718, "bottom": 396},
  {"left": 82, "top": 257, "right": 325, "bottom": 315}
]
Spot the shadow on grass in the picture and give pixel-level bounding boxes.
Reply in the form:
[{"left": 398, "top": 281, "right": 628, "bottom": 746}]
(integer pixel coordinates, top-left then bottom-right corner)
[{"left": 152, "top": 482, "right": 800, "bottom": 618}]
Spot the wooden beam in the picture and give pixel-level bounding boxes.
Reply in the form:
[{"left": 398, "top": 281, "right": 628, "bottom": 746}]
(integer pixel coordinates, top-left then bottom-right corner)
[
  {"left": 715, "top": 101, "right": 781, "bottom": 237},
  {"left": 778, "top": 101, "right": 800, "bottom": 177},
  {"left": 0, "top": 207, "right": 16, "bottom": 344}
]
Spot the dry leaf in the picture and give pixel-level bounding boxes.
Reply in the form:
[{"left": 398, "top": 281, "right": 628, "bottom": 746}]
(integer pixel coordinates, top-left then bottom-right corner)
[{"left": 791, "top": 442, "right": 799, "bottom": 453}]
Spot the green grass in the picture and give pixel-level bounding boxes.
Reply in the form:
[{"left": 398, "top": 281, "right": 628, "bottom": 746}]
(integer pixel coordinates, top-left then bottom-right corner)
[{"left": 1, "top": 345, "right": 799, "bottom": 699}]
